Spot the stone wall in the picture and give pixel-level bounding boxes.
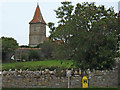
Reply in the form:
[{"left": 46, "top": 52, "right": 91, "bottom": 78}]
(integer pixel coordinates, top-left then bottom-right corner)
[
  {"left": 15, "top": 48, "right": 41, "bottom": 60},
  {"left": 2, "top": 67, "right": 119, "bottom": 88}
]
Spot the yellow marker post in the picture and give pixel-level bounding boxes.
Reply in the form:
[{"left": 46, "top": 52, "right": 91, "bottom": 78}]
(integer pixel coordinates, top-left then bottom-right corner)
[{"left": 82, "top": 76, "right": 88, "bottom": 88}]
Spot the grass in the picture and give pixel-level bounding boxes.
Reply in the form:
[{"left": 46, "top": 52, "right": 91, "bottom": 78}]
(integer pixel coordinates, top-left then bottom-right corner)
[{"left": 2, "top": 60, "right": 74, "bottom": 71}]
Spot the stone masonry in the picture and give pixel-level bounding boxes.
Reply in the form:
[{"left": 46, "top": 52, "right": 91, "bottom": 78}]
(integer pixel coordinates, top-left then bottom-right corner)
[
  {"left": 29, "top": 4, "right": 46, "bottom": 47},
  {"left": 2, "top": 65, "right": 120, "bottom": 88}
]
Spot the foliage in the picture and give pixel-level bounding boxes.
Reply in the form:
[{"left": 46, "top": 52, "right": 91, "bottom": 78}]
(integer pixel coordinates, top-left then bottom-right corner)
[
  {"left": 48, "top": 2, "right": 120, "bottom": 70},
  {"left": 53, "top": 44, "right": 71, "bottom": 60},
  {"left": 21, "top": 53, "right": 29, "bottom": 61},
  {"left": 28, "top": 50, "right": 42, "bottom": 61},
  {"left": 36, "top": 40, "right": 70, "bottom": 60},
  {"left": 2, "top": 60, "right": 73, "bottom": 71},
  {"left": 20, "top": 45, "right": 30, "bottom": 48},
  {"left": 40, "top": 41, "right": 54, "bottom": 59},
  {"left": 1, "top": 37, "right": 18, "bottom": 62}
]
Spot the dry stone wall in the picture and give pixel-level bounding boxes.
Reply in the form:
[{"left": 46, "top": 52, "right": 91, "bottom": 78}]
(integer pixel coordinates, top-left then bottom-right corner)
[{"left": 2, "top": 66, "right": 119, "bottom": 88}]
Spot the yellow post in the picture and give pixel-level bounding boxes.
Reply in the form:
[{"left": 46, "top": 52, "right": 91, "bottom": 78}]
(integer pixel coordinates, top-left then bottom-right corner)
[{"left": 82, "top": 76, "right": 88, "bottom": 88}]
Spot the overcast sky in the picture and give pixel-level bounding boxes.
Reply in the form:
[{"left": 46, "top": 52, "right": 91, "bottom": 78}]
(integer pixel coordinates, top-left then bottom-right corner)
[{"left": 0, "top": 0, "right": 120, "bottom": 45}]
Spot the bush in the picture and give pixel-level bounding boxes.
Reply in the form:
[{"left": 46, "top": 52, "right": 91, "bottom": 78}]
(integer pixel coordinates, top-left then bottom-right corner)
[
  {"left": 28, "top": 50, "right": 42, "bottom": 61},
  {"left": 21, "top": 53, "right": 29, "bottom": 61},
  {"left": 20, "top": 45, "right": 30, "bottom": 48}
]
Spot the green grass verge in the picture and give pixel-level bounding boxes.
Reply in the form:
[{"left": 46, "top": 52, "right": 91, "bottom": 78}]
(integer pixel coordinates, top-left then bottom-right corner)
[{"left": 2, "top": 60, "right": 74, "bottom": 71}]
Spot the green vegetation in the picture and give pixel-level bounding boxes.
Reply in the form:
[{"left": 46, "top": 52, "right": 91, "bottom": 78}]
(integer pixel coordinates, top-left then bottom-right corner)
[
  {"left": 21, "top": 53, "right": 29, "bottom": 61},
  {"left": 28, "top": 50, "right": 42, "bottom": 61},
  {"left": 48, "top": 1, "right": 120, "bottom": 70},
  {"left": 1, "top": 37, "right": 18, "bottom": 62},
  {"left": 39, "top": 41, "right": 54, "bottom": 59},
  {"left": 2, "top": 60, "right": 74, "bottom": 71},
  {"left": 1, "top": 2, "right": 120, "bottom": 72}
]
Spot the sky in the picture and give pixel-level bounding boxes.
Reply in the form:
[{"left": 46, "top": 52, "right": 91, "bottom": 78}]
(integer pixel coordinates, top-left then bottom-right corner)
[{"left": 0, "top": 0, "right": 120, "bottom": 46}]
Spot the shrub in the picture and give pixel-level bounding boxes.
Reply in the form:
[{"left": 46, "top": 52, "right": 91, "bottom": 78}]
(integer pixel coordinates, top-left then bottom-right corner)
[
  {"left": 21, "top": 53, "right": 29, "bottom": 61},
  {"left": 28, "top": 50, "right": 42, "bottom": 61}
]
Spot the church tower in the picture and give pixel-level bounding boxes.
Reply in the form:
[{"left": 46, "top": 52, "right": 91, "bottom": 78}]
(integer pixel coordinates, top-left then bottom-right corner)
[{"left": 29, "top": 4, "right": 46, "bottom": 47}]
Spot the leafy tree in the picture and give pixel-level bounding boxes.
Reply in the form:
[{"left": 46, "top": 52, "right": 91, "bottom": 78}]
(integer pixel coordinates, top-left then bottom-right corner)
[
  {"left": 1, "top": 37, "right": 18, "bottom": 62},
  {"left": 53, "top": 44, "right": 69, "bottom": 60},
  {"left": 39, "top": 41, "right": 54, "bottom": 59},
  {"left": 48, "top": 2, "right": 119, "bottom": 70}
]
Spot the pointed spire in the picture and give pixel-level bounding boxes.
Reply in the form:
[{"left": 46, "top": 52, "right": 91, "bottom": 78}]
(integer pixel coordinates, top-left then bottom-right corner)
[{"left": 29, "top": 3, "right": 46, "bottom": 24}]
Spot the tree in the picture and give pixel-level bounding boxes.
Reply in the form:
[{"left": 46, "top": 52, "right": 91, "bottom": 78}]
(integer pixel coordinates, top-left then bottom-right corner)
[
  {"left": 1, "top": 37, "right": 18, "bottom": 62},
  {"left": 40, "top": 41, "right": 54, "bottom": 59},
  {"left": 53, "top": 43, "right": 70, "bottom": 60},
  {"left": 48, "top": 1, "right": 119, "bottom": 70}
]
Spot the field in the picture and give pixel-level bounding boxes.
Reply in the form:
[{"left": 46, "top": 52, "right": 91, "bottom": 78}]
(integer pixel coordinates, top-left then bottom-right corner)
[{"left": 2, "top": 60, "right": 74, "bottom": 71}]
